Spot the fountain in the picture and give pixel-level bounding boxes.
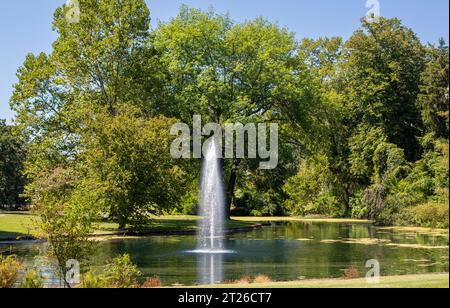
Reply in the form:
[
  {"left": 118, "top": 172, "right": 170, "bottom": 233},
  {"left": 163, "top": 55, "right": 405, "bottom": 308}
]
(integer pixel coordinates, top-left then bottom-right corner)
[
  {"left": 189, "top": 138, "right": 233, "bottom": 284},
  {"left": 197, "top": 138, "right": 226, "bottom": 253}
]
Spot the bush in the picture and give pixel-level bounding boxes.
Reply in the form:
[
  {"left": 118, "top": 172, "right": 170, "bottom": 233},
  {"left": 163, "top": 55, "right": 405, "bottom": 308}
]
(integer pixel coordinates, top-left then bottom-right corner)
[
  {"left": 343, "top": 267, "right": 360, "bottom": 280},
  {"left": 254, "top": 275, "right": 272, "bottom": 284},
  {"left": 104, "top": 254, "right": 142, "bottom": 288},
  {"left": 21, "top": 270, "right": 43, "bottom": 288},
  {"left": 178, "top": 190, "right": 198, "bottom": 215},
  {"left": 0, "top": 255, "right": 21, "bottom": 288},
  {"left": 350, "top": 192, "right": 368, "bottom": 219},
  {"left": 309, "top": 192, "right": 344, "bottom": 217},
  {"left": 409, "top": 203, "right": 449, "bottom": 229},
  {"left": 141, "top": 276, "right": 162, "bottom": 288},
  {"left": 235, "top": 275, "right": 251, "bottom": 284},
  {"left": 233, "top": 189, "right": 286, "bottom": 217},
  {"left": 81, "top": 271, "right": 108, "bottom": 289}
]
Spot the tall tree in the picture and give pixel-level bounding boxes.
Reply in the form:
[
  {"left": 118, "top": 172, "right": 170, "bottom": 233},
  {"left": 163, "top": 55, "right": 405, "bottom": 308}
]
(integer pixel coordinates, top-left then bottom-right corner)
[
  {"left": 417, "top": 39, "right": 449, "bottom": 139},
  {"left": 0, "top": 120, "right": 26, "bottom": 208},
  {"left": 78, "top": 107, "right": 186, "bottom": 230},
  {"left": 10, "top": 0, "right": 184, "bottom": 227},
  {"left": 154, "top": 7, "right": 315, "bottom": 217},
  {"left": 341, "top": 18, "right": 426, "bottom": 161}
]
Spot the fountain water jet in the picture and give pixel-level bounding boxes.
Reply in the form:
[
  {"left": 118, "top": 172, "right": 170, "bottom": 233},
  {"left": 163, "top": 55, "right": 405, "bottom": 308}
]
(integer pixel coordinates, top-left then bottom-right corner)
[{"left": 197, "top": 138, "right": 226, "bottom": 253}]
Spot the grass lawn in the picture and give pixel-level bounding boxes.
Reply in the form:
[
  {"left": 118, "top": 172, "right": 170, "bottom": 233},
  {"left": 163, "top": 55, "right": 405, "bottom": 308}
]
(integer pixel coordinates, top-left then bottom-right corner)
[
  {"left": 94, "top": 216, "right": 258, "bottom": 235},
  {"left": 2, "top": 212, "right": 447, "bottom": 239},
  {"left": 196, "top": 273, "right": 449, "bottom": 289},
  {"left": 0, "top": 212, "right": 38, "bottom": 239},
  {"left": 0, "top": 213, "right": 261, "bottom": 239}
]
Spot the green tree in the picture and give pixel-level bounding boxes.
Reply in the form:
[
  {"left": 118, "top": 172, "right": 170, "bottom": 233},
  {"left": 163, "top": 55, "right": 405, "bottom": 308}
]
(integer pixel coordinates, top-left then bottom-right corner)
[
  {"left": 103, "top": 254, "right": 142, "bottom": 288},
  {"left": 0, "top": 255, "right": 22, "bottom": 288},
  {"left": 417, "top": 39, "right": 449, "bottom": 139},
  {"left": 349, "top": 125, "right": 388, "bottom": 184},
  {"left": 30, "top": 166, "right": 94, "bottom": 288},
  {"left": 10, "top": 0, "right": 157, "bottom": 182},
  {"left": 78, "top": 107, "right": 186, "bottom": 230},
  {"left": 11, "top": 0, "right": 184, "bottom": 229},
  {"left": 154, "top": 7, "right": 315, "bottom": 217},
  {"left": 341, "top": 18, "right": 426, "bottom": 161},
  {"left": 0, "top": 120, "right": 26, "bottom": 208}
]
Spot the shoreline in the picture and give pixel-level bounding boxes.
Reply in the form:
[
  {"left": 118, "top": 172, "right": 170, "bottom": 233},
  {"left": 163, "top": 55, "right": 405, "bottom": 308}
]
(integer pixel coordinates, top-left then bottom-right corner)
[
  {"left": 191, "top": 273, "right": 450, "bottom": 289},
  {"left": 1, "top": 214, "right": 449, "bottom": 243},
  {"left": 0, "top": 222, "right": 268, "bottom": 243}
]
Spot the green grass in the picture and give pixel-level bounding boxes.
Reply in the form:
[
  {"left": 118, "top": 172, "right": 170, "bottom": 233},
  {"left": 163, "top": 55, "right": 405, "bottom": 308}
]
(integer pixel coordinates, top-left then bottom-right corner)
[
  {"left": 0, "top": 213, "right": 259, "bottom": 239},
  {"left": 195, "top": 274, "right": 449, "bottom": 288},
  {"left": 95, "top": 215, "right": 258, "bottom": 235},
  {"left": 0, "top": 212, "right": 38, "bottom": 239},
  {"left": 3, "top": 212, "right": 444, "bottom": 240}
]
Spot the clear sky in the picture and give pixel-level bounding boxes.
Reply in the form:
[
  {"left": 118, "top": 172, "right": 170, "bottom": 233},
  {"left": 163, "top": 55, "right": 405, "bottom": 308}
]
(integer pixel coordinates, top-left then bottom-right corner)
[{"left": 1, "top": 0, "right": 449, "bottom": 122}]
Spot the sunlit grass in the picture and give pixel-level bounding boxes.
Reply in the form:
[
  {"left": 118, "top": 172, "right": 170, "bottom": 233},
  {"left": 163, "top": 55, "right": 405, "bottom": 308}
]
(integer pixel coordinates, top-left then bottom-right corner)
[
  {"left": 0, "top": 212, "right": 38, "bottom": 239},
  {"left": 0, "top": 212, "right": 259, "bottom": 239},
  {"left": 94, "top": 215, "right": 257, "bottom": 234},
  {"left": 195, "top": 274, "right": 449, "bottom": 289}
]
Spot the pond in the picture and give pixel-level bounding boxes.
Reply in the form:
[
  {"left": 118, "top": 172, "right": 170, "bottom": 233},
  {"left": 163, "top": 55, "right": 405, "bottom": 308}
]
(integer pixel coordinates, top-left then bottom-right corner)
[{"left": 1, "top": 221, "right": 448, "bottom": 286}]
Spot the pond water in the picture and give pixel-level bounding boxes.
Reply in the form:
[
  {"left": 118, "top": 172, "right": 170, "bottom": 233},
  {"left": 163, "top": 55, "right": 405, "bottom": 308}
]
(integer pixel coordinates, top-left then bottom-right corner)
[{"left": 1, "top": 221, "right": 448, "bottom": 286}]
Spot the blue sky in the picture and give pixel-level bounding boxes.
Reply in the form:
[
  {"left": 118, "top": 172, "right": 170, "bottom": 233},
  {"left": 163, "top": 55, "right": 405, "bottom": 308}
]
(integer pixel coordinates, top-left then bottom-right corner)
[{"left": 1, "top": 0, "right": 449, "bottom": 122}]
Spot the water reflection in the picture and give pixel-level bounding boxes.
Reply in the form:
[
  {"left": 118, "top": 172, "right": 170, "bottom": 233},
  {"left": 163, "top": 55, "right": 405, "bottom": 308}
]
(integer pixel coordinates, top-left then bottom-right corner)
[
  {"left": 197, "top": 253, "right": 224, "bottom": 285},
  {"left": 3, "top": 222, "right": 448, "bottom": 286}
]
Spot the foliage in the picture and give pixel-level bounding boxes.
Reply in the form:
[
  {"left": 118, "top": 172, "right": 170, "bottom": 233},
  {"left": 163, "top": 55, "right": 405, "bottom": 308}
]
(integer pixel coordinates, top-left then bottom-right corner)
[
  {"left": 7, "top": 1, "right": 450, "bottom": 230},
  {"left": 253, "top": 275, "right": 272, "bottom": 284},
  {"left": 283, "top": 155, "right": 345, "bottom": 217},
  {"left": 141, "top": 276, "right": 163, "bottom": 288},
  {"left": 154, "top": 6, "right": 317, "bottom": 215},
  {"left": 349, "top": 126, "right": 387, "bottom": 183},
  {"left": 81, "top": 254, "right": 142, "bottom": 288},
  {"left": 0, "top": 121, "right": 26, "bottom": 208},
  {"left": 30, "top": 166, "right": 94, "bottom": 287},
  {"left": 81, "top": 270, "right": 108, "bottom": 289},
  {"left": 341, "top": 18, "right": 425, "bottom": 161},
  {"left": 21, "top": 269, "right": 43, "bottom": 288},
  {"left": 417, "top": 40, "right": 449, "bottom": 139},
  {"left": 372, "top": 142, "right": 408, "bottom": 187},
  {"left": 0, "top": 255, "right": 21, "bottom": 288},
  {"left": 103, "top": 254, "right": 142, "bottom": 288},
  {"left": 408, "top": 203, "right": 449, "bottom": 229},
  {"left": 78, "top": 107, "right": 186, "bottom": 229},
  {"left": 343, "top": 267, "right": 361, "bottom": 280},
  {"left": 10, "top": 0, "right": 177, "bottom": 223}
]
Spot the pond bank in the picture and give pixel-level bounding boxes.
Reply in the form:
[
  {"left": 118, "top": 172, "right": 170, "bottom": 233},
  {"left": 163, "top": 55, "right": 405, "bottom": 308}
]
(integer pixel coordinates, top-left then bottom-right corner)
[
  {"left": 0, "top": 213, "right": 270, "bottom": 243},
  {"left": 193, "top": 273, "right": 449, "bottom": 289},
  {"left": 1, "top": 213, "right": 448, "bottom": 243}
]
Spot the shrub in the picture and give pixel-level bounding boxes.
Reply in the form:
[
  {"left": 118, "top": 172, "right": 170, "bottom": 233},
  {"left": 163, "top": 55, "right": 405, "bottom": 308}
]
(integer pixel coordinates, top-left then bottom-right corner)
[
  {"left": 343, "top": 267, "right": 360, "bottom": 280},
  {"left": 409, "top": 203, "right": 449, "bottom": 229},
  {"left": 350, "top": 192, "right": 368, "bottom": 219},
  {"left": 0, "top": 255, "right": 21, "bottom": 288},
  {"left": 141, "top": 276, "right": 162, "bottom": 288},
  {"left": 235, "top": 276, "right": 251, "bottom": 284},
  {"left": 253, "top": 275, "right": 272, "bottom": 284},
  {"left": 81, "top": 271, "right": 108, "bottom": 289},
  {"left": 104, "top": 254, "right": 142, "bottom": 288},
  {"left": 21, "top": 269, "right": 43, "bottom": 288}
]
